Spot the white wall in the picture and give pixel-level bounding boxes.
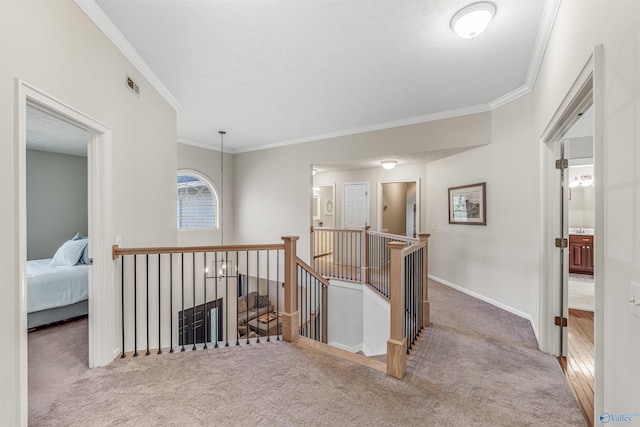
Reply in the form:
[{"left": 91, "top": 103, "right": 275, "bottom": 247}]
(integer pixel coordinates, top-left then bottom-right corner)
[
  {"left": 362, "top": 285, "right": 390, "bottom": 356},
  {"left": 177, "top": 143, "right": 235, "bottom": 246},
  {"left": 327, "top": 281, "right": 363, "bottom": 352},
  {"left": 425, "top": 0, "right": 640, "bottom": 417},
  {"left": 235, "top": 112, "right": 490, "bottom": 260},
  {"left": 1, "top": 1, "right": 177, "bottom": 424},
  {"left": 26, "top": 149, "right": 88, "bottom": 260},
  {"left": 327, "top": 280, "right": 390, "bottom": 356},
  {"left": 312, "top": 185, "right": 334, "bottom": 227},
  {"left": 314, "top": 163, "right": 427, "bottom": 234},
  {"left": 426, "top": 95, "right": 538, "bottom": 324},
  {"left": 532, "top": 0, "right": 640, "bottom": 418}
]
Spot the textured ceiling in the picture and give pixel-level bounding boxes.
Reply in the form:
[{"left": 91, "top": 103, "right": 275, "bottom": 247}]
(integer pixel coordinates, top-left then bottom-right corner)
[
  {"left": 89, "top": 0, "right": 550, "bottom": 153},
  {"left": 26, "top": 105, "right": 90, "bottom": 157}
]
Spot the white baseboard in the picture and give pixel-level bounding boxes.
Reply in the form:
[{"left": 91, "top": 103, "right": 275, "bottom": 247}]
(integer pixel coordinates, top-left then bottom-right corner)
[
  {"left": 362, "top": 342, "right": 385, "bottom": 357},
  {"left": 530, "top": 321, "right": 540, "bottom": 344},
  {"left": 429, "top": 275, "right": 533, "bottom": 323},
  {"left": 328, "top": 341, "right": 363, "bottom": 354}
]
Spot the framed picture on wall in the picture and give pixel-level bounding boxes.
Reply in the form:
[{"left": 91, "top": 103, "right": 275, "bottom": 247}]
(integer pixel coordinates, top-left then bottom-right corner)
[
  {"left": 448, "top": 182, "right": 486, "bottom": 225},
  {"left": 324, "top": 199, "right": 334, "bottom": 216}
]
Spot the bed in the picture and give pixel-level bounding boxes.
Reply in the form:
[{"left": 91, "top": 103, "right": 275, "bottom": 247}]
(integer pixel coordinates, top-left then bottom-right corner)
[{"left": 27, "top": 235, "right": 90, "bottom": 329}]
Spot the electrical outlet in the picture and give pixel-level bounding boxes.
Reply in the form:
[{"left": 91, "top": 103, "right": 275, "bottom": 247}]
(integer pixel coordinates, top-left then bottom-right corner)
[{"left": 431, "top": 222, "right": 436, "bottom": 230}]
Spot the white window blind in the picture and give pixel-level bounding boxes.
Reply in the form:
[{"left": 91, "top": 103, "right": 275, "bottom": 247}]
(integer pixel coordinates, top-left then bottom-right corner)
[{"left": 177, "top": 173, "right": 216, "bottom": 229}]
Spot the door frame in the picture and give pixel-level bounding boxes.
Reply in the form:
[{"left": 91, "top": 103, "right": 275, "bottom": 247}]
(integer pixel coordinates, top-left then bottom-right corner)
[
  {"left": 377, "top": 178, "right": 421, "bottom": 235},
  {"left": 17, "top": 80, "right": 115, "bottom": 421},
  {"left": 539, "top": 46, "right": 603, "bottom": 419}
]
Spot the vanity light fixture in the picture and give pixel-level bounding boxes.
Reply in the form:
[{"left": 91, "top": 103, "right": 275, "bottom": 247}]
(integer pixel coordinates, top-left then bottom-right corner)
[
  {"left": 381, "top": 160, "right": 397, "bottom": 170},
  {"left": 450, "top": 2, "right": 496, "bottom": 39},
  {"left": 569, "top": 174, "right": 594, "bottom": 188}
]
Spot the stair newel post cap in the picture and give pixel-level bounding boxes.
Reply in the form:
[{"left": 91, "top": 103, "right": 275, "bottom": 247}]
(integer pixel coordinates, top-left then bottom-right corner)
[{"left": 387, "top": 241, "right": 406, "bottom": 250}]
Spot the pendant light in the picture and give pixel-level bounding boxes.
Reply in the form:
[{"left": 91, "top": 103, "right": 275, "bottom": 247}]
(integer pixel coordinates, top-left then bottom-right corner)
[{"left": 206, "top": 130, "right": 236, "bottom": 280}]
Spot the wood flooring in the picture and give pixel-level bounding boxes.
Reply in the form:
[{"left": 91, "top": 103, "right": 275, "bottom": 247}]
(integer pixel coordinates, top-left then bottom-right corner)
[{"left": 561, "top": 309, "right": 594, "bottom": 427}]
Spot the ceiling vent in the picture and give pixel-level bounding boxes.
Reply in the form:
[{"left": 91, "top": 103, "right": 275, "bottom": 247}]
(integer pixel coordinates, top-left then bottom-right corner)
[{"left": 126, "top": 76, "right": 140, "bottom": 96}]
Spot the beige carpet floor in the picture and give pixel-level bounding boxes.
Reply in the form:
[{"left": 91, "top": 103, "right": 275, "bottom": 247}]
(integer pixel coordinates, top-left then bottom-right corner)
[{"left": 28, "top": 281, "right": 586, "bottom": 426}]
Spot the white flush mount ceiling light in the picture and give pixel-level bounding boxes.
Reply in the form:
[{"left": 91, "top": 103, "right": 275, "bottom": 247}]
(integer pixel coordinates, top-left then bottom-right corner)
[
  {"left": 381, "top": 160, "right": 397, "bottom": 170},
  {"left": 450, "top": 2, "right": 497, "bottom": 39}
]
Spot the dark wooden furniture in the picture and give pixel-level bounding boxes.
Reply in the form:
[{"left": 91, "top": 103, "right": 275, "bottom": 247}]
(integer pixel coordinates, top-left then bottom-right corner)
[
  {"left": 569, "top": 234, "right": 594, "bottom": 275},
  {"left": 178, "top": 298, "right": 223, "bottom": 346}
]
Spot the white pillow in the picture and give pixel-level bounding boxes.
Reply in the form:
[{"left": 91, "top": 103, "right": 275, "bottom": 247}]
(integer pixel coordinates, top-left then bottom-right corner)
[
  {"left": 80, "top": 241, "right": 90, "bottom": 264},
  {"left": 49, "top": 239, "right": 88, "bottom": 266}
]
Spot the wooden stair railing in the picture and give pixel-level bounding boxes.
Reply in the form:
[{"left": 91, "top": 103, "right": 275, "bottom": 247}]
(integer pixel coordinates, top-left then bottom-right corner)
[
  {"left": 386, "top": 233, "right": 430, "bottom": 379},
  {"left": 111, "top": 232, "right": 429, "bottom": 381},
  {"left": 296, "top": 256, "right": 329, "bottom": 343},
  {"left": 112, "top": 238, "right": 302, "bottom": 356}
]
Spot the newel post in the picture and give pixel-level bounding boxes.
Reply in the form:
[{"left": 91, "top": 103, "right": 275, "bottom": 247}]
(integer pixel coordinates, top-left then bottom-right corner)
[
  {"left": 387, "top": 241, "right": 407, "bottom": 379},
  {"left": 362, "top": 225, "right": 370, "bottom": 285},
  {"left": 419, "top": 233, "right": 431, "bottom": 328},
  {"left": 282, "top": 236, "right": 300, "bottom": 343}
]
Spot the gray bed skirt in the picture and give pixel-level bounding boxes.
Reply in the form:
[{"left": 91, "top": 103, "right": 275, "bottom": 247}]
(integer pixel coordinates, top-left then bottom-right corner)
[{"left": 28, "top": 300, "right": 88, "bottom": 329}]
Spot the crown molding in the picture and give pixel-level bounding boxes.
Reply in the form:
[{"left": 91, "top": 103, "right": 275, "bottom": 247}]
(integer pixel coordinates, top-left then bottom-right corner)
[
  {"left": 234, "top": 1, "right": 561, "bottom": 153},
  {"left": 526, "top": 0, "right": 562, "bottom": 90},
  {"left": 74, "top": 0, "right": 182, "bottom": 112},
  {"left": 490, "top": 0, "right": 561, "bottom": 110},
  {"left": 76, "top": 0, "right": 561, "bottom": 154},
  {"left": 489, "top": 84, "right": 532, "bottom": 110},
  {"left": 177, "top": 138, "right": 235, "bottom": 154},
  {"left": 233, "top": 102, "right": 493, "bottom": 154}
]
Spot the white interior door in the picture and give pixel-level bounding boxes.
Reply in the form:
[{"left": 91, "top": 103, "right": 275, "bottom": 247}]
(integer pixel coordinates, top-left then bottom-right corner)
[
  {"left": 343, "top": 182, "right": 368, "bottom": 228},
  {"left": 556, "top": 139, "right": 570, "bottom": 358}
]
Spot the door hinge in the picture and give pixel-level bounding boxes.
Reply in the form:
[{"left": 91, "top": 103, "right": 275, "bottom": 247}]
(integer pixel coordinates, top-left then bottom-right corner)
[
  {"left": 554, "top": 316, "right": 568, "bottom": 327},
  {"left": 555, "top": 238, "right": 568, "bottom": 248},
  {"left": 555, "top": 159, "right": 568, "bottom": 170}
]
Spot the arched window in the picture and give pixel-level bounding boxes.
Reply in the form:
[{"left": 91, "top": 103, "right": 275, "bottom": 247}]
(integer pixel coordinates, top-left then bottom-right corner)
[{"left": 177, "top": 171, "right": 219, "bottom": 230}]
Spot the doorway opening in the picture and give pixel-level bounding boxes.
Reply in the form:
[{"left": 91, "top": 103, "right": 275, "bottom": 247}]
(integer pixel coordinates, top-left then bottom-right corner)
[
  {"left": 312, "top": 184, "right": 336, "bottom": 229},
  {"left": 540, "top": 48, "right": 603, "bottom": 426},
  {"left": 25, "top": 103, "right": 92, "bottom": 420},
  {"left": 17, "top": 80, "right": 114, "bottom": 422},
  {"left": 562, "top": 108, "right": 596, "bottom": 426},
  {"left": 378, "top": 179, "right": 420, "bottom": 237}
]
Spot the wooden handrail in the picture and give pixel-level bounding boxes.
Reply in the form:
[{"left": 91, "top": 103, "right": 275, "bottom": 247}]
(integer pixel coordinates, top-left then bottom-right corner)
[
  {"left": 367, "top": 229, "right": 419, "bottom": 243},
  {"left": 296, "top": 256, "right": 330, "bottom": 287},
  {"left": 402, "top": 239, "right": 426, "bottom": 257},
  {"left": 112, "top": 243, "right": 285, "bottom": 260},
  {"left": 311, "top": 227, "right": 363, "bottom": 234}
]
